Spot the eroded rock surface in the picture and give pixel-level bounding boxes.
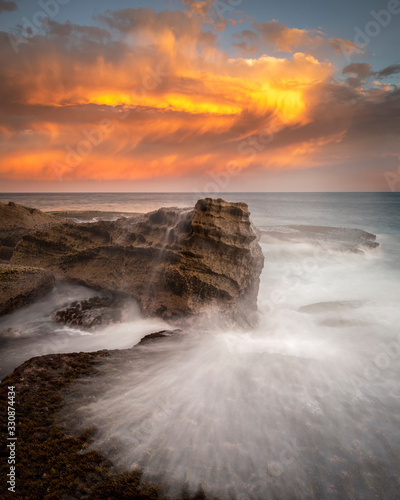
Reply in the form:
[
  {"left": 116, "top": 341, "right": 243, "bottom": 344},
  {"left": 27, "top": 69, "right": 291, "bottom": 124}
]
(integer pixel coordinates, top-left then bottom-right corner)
[
  {"left": 11, "top": 198, "right": 264, "bottom": 325},
  {"left": 0, "top": 265, "right": 55, "bottom": 315},
  {"left": 0, "top": 201, "right": 62, "bottom": 261},
  {"left": 54, "top": 296, "right": 130, "bottom": 331}
]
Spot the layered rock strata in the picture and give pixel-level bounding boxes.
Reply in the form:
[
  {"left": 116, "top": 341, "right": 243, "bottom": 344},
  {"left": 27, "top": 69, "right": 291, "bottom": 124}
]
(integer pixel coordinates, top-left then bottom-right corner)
[{"left": 11, "top": 198, "right": 264, "bottom": 324}]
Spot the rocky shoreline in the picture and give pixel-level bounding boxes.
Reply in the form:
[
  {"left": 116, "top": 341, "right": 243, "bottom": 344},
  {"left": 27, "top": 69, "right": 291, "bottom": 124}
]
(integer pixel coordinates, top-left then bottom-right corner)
[
  {"left": 0, "top": 197, "right": 265, "bottom": 497},
  {"left": 0, "top": 333, "right": 203, "bottom": 500}
]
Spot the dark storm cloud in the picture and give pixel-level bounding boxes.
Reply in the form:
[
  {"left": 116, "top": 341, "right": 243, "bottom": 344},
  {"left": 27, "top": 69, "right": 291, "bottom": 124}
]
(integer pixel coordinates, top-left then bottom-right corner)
[
  {"left": 342, "top": 63, "right": 372, "bottom": 79},
  {"left": 375, "top": 64, "right": 400, "bottom": 78},
  {"left": 342, "top": 63, "right": 400, "bottom": 87}
]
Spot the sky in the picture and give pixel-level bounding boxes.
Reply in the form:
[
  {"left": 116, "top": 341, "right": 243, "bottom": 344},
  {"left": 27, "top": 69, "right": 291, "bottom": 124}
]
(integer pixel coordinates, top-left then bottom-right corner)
[{"left": 0, "top": 0, "right": 399, "bottom": 192}]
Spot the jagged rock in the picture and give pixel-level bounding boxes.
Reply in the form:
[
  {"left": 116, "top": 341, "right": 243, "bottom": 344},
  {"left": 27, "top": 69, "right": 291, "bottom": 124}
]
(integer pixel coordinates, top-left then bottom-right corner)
[
  {"left": 0, "top": 201, "right": 62, "bottom": 261},
  {"left": 11, "top": 198, "right": 264, "bottom": 325},
  {"left": 0, "top": 265, "right": 55, "bottom": 316},
  {"left": 138, "top": 329, "right": 182, "bottom": 344},
  {"left": 54, "top": 296, "right": 129, "bottom": 331}
]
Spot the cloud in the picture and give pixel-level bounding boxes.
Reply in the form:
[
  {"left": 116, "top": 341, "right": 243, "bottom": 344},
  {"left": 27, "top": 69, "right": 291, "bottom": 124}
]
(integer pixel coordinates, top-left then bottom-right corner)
[
  {"left": 0, "top": 0, "right": 17, "bottom": 14},
  {"left": 375, "top": 64, "right": 400, "bottom": 78},
  {"left": 0, "top": 15, "right": 334, "bottom": 182},
  {"left": 232, "top": 41, "right": 259, "bottom": 54},
  {"left": 342, "top": 63, "right": 372, "bottom": 79},
  {"left": 180, "top": 0, "right": 214, "bottom": 16},
  {"left": 342, "top": 63, "right": 400, "bottom": 87},
  {"left": 328, "top": 37, "right": 365, "bottom": 56},
  {"left": 96, "top": 7, "right": 218, "bottom": 57},
  {"left": 46, "top": 20, "right": 111, "bottom": 42},
  {"left": 232, "top": 29, "right": 259, "bottom": 53},
  {"left": 0, "top": 8, "right": 398, "bottom": 190},
  {"left": 253, "top": 20, "right": 324, "bottom": 53},
  {"left": 248, "top": 23, "right": 365, "bottom": 59},
  {"left": 180, "top": 0, "right": 244, "bottom": 31},
  {"left": 99, "top": 7, "right": 192, "bottom": 35}
]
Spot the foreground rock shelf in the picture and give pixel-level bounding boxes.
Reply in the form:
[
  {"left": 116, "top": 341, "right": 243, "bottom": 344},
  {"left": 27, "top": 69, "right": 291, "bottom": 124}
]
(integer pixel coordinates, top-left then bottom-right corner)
[{"left": 0, "top": 333, "right": 189, "bottom": 500}]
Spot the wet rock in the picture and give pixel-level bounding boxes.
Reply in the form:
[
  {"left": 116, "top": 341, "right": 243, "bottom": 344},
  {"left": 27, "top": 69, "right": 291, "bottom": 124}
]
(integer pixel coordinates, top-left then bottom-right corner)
[
  {"left": 12, "top": 198, "right": 264, "bottom": 326},
  {"left": 0, "top": 336, "right": 188, "bottom": 499},
  {"left": 0, "top": 201, "right": 63, "bottom": 261},
  {"left": 138, "top": 329, "right": 182, "bottom": 345},
  {"left": 0, "top": 265, "right": 55, "bottom": 316},
  {"left": 0, "top": 327, "right": 21, "bottom": 338},
  {"left": 260, "top": 225, "right": 379, "bottom": 254},
  {"left": 54, "top": 296, "right": 128, "bottom": 331}
]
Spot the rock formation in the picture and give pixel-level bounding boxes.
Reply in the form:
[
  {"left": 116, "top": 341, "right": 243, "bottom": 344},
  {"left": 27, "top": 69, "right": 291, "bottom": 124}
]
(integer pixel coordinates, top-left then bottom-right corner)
[
  {"left": 260, "top": 225, "right": 379, "bottom": 254},
  {"left": 0, "top": 201, "right": 62, "bottom": 261},
  {"left": 54, "top": 296, "right": 130, "bottom": 331},
  {"left": 0, "top": 265, "right": 55, "bottom": 316},
  {"left": 11, "top": 198, "right": 264, "bottom": 325}
]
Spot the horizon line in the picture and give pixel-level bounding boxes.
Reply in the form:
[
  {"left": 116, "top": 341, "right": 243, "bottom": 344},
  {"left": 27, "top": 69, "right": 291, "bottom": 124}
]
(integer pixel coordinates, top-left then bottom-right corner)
[{"left": 0, "top": 191, "right": 398, "bottom": 195}]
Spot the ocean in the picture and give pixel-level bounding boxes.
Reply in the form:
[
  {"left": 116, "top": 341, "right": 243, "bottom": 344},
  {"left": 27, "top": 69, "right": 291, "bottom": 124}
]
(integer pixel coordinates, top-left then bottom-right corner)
[
  {"left": 1, "top": 192, "right": 400, "bottom": 498},
  {"left": 1, "top": 192, "right": 400, "bottom": 234}
]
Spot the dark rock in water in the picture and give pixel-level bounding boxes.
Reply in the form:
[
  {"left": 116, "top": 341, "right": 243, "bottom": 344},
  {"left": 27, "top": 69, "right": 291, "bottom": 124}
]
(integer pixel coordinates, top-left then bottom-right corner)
[
  {"left": 298, "top": 300, "right": 365, "bottom": 314},
  {"left": 138, "top": 329, "right": 182, "bottom": 345},
  {"left": 0, "top": 201, "right": 63, "bottom": 261},
  {"left": 0, "top": 265, "right": 55, "bottom": 316},
  {"left": 54, "top": 295, "right": 130, "bottom": 331},
  {"left": 0, "top": 327, "right": 21, "bottom": 338},
  {"left": 11, "top": 198, "right": 264, "bottom": 326},
  {"left": 260, "top": 225, "right": 379, "bottom": 254}
]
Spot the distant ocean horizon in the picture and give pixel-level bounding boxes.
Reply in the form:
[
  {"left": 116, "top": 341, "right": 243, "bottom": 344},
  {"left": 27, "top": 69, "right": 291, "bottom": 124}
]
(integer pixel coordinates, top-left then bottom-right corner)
[{"left": 1, "top": 191, "right": 399, "bottom": 235}]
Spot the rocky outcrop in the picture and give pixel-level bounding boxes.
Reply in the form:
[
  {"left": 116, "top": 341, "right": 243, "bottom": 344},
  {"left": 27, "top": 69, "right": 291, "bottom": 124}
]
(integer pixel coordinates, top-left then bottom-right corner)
[
  {"left": 0, "top": 265, "right": 55, "bottom": 315},
  {"left": 260, "top": 225, "right": 379, "bottom": 254},
  {"left": 54, "top": 296, "right": 130, "bottom": 331},
  {"left": 0, "top": 201, "right": 62, "bottom": 261},
  {"left": 11, "top": 198, "right": 264, "bottom": 325}
]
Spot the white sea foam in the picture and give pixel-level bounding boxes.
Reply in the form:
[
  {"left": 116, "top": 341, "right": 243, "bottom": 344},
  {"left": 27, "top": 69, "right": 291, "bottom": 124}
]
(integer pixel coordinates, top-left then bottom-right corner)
[{"left": 65, "top": 233, "right": 400, "bottom": 498}]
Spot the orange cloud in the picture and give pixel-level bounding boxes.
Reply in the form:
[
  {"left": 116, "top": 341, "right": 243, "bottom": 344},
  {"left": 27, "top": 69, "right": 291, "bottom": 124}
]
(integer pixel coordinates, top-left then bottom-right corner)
[
  {"left": 0, "top": 8, "right": 398, "bottom": 189},
  {"left": 329, "top": 37, "right": 365, "bottom": 56},
  {"left": 253, "top": 20, "right": 324, "bottom": 53}
]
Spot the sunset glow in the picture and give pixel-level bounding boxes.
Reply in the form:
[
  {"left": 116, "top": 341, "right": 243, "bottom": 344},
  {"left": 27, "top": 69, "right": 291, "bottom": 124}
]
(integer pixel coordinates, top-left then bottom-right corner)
[{"left": 0, "top": 1, "right": 399, "bottom": 191}]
